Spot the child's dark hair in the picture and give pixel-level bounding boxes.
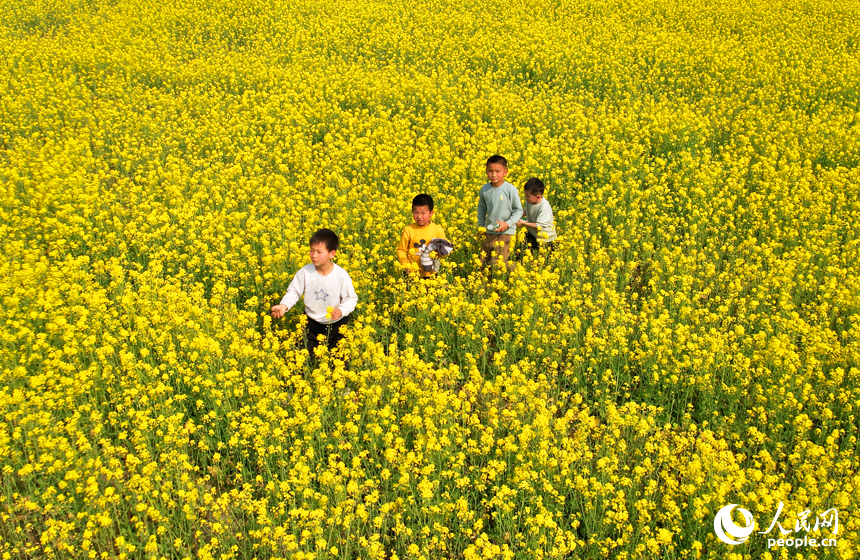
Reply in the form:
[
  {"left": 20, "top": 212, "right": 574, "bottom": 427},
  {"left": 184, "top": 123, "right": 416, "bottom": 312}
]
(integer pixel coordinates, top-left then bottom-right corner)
[
  {"left": 524, "top": 177, "right": 545, "bottom": 195},
  {"left": 309, "top": 228, "right": 339, "bottom": 252},
  {"left": 486, "top": 154, "right": 508, "bottom": 168},
  {"left": 412, "top": 194, "right": 434, "bottom": 212}
]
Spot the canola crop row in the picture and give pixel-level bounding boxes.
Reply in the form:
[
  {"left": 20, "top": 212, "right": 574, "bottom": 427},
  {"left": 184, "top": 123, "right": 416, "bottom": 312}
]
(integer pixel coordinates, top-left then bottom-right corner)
[{"left": 1, "top": 0, "right": 859, "bottom": 558}]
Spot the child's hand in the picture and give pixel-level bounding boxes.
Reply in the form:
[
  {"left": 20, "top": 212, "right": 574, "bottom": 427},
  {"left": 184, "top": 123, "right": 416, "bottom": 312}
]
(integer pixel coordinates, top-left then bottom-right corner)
[
  {"left": 270, "top": 304, "right": 287, "bottom": 319},
  {"left": 330, "top": 308, "right": 343, "bottom": 321},
  {"left": 495, "top": 221, "right": 509, "bottom": 232},
  {"left": 516, "top": 219, "right": 525, "bottom": 227}
]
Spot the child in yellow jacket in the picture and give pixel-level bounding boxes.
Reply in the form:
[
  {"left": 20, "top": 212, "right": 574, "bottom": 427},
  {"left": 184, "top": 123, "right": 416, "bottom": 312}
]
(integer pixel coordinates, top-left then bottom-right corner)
[{"left": 397, "top": 194, "right": 449, "bottom": 278}]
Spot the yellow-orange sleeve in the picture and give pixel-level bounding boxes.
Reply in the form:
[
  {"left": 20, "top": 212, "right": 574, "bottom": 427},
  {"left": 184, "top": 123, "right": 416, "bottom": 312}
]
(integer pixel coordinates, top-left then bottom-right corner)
[{"left": 396, "top": 226, "right": 412, "bottom": 268}]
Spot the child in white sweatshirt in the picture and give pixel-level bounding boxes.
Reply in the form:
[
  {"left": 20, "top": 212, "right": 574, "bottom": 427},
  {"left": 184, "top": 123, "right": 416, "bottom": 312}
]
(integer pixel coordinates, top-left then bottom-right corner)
[{"left": 270, "top": 228, "right": 358, "bottom": 353}]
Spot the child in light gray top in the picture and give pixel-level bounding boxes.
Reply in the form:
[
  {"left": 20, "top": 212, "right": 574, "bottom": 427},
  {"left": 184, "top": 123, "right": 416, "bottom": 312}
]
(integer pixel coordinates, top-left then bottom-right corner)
[{"left": 517, "top": 178, "right": 557, "bottom": 252}]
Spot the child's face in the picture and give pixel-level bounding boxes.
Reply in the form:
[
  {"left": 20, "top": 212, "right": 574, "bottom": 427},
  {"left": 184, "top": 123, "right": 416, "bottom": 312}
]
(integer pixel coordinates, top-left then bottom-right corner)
[
  {"left": 412, "top": 204, "right": 433, "bottom": 227},
  {"left": 525, "top": 192, "right": 543, "bottom": 205},
  {"left": 486, "top": 162, "right": 508, "bottom": 187},
  {"left": 309, "top": 242, "right": 336, "bottom": 267}
]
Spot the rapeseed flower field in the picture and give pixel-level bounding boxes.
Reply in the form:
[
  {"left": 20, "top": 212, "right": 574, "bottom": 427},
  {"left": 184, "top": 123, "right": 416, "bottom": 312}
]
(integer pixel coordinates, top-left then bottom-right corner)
[{"left": 1, "top": 0, "right": 858, "bottom": 558}]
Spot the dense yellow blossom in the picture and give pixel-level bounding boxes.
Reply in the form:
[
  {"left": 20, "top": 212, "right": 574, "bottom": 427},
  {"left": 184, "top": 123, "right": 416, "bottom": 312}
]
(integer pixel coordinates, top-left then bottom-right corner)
[{"left": 1, "top": 0, "right": 859, "bottom": 558}]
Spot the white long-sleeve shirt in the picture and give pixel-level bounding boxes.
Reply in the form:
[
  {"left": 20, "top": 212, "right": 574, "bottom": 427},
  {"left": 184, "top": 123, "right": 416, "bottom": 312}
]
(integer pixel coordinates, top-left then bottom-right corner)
[
  {"left": 279, "top": 264, "right": 358, "bottom": 324},
  {"left": 524, "top": 198, "right": 557, "bottom": 242}
]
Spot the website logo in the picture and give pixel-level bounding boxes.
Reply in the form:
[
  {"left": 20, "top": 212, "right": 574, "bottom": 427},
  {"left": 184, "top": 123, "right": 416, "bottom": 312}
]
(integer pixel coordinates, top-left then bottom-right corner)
[
  {"left": 713, "top": 502, "right": 840, "bottom": 549},
  {"left": 714, "top": 504, "right": 755, "bottom": 545}
]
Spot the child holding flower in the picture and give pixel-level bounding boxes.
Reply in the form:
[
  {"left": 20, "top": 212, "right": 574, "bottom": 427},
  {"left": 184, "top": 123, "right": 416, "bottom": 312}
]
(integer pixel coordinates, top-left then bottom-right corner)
[
  {"left": 270, "top": 228, "right": 358, "bottom": 353},
  {"left": 477, "top": 154, "right": 522, "bottom": 270}
]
